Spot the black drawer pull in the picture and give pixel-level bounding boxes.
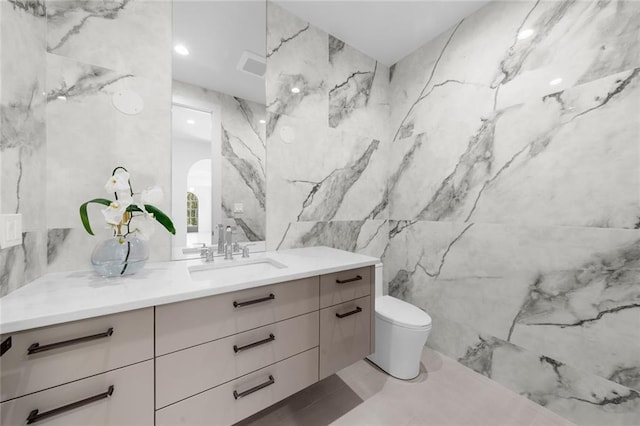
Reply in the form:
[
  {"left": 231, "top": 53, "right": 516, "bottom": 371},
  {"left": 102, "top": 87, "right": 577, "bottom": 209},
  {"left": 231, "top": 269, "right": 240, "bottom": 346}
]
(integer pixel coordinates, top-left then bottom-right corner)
[
  {"left": 26, "top": 385, "right": 114, "bottom": 424},
  {"left": 233, "top": 293, "right": 275, "bottom": 308},
  {"left": 336, "top": 306, "right": 362, "bottom": 319},
  {"left": 233, "top": 375, "right": 275, "bottom": 400},
  {"left": 234, "top": 334, "right": 275, "bottom": 353},
  {"left": 1, "top": 336, "right": 11, "bottom": 357},
  {"left": 336, "top": 275, "right": 362, "bottom": 284},
  {"left": 27, "top": 328, "right": 114, "bottom": 355}
]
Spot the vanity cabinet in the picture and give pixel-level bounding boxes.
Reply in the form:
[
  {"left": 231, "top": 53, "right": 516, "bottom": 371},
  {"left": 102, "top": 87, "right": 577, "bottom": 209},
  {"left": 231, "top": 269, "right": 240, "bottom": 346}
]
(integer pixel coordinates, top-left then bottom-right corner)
[
  {"left": 0, "top": 308, "right": 154, "bottom": 426},
  {"left": 154, "top": 265, "right": 374, "bottom": 425},
  {"left": 318, "top": 267, "right": 375, "bottom": 379},
  {"left": 0, "top": 264, "right": 374, "bottom": 426},
  {"left": 0, "top": 361, "right": 154, "bottom": 426}
]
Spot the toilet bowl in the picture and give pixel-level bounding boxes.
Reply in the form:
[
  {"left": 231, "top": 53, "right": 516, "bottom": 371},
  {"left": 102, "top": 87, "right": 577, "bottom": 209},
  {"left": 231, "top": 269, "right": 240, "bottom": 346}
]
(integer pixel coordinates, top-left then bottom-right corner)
[{"left": 367, "top": 263, "right": 432, "bottom": 380}]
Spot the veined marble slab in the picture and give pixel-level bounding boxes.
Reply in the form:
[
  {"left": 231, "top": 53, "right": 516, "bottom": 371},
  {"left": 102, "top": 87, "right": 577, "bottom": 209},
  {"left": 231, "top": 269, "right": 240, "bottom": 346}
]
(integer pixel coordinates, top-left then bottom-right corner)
[
  {"left": 389, "top": 68, "right": 640, "bottom": 229},
  {"left": 0, "top": 1, "right": 47, "bottom": 296},
  {"left": 46, "top": 0, "right": 171, "bottom": 81},
  {"left": 385, "top": 219, "right": 640, "bottom": 394},
  {"left": 266, "top": 2, "right": 328, "bottom": 130},
  {"left": 428, "top": 314, "right": 640, "bottom": 426}
]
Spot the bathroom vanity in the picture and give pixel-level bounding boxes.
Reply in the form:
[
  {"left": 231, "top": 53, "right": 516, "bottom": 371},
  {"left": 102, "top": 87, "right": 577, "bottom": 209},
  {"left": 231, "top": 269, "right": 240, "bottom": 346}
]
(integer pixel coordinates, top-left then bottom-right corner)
[{"left": 0, "top": 247, "right": 377, "bottom": 425}]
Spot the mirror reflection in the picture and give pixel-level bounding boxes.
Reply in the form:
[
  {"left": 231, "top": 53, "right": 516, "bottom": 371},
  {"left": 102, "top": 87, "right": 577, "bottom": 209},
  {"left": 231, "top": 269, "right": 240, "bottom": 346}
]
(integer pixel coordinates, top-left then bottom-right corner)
[{"left": 171, "top": 1, "right": 266, "bottom": 259}]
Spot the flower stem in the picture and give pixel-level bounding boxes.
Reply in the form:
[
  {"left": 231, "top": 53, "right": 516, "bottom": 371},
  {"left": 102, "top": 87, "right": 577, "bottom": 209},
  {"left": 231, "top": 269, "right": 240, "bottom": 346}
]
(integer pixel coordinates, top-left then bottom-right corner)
[{"left": 120, "top": 239, "right": 131, "bottom": 275}]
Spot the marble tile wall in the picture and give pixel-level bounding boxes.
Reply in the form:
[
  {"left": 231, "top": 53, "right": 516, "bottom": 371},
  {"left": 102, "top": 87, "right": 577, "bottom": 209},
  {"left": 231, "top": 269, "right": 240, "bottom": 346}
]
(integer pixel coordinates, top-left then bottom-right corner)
[
  {"left": 45, "top": 0, "right": 172, "bottom": 273},
  {"left": 265, "top": 2, "right": 390, "bottom": 259},
  {"left": 384, "top": 1, "right": 640, "bottom": 424},
  {"left": 0, "top": 0, "right": 47, "bottom": 296},
  {"left": 1, "top": 0, "right": 172, "bottom": 293},
  {"left": 173, "top": 81, "right": 266, "bottom": 242}
]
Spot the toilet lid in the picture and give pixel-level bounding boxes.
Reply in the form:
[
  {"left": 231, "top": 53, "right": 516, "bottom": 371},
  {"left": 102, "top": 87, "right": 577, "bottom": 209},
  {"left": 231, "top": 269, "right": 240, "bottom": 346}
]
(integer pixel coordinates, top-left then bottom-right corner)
[{"left": 375, "top": 296, "right": 432, "bottom": 330}]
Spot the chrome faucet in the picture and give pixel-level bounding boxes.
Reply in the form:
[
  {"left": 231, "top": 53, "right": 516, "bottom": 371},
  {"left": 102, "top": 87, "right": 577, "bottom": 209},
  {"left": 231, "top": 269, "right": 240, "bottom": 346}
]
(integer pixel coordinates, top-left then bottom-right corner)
[
  {"left": 217, "top": 224, "right": 225, "bottom": 254},
  {"left": 242, "top": 243, "right": 255, "bottom": 258},
  {"left": 224, "top": 226, "right": 233, "bottom": 260},
  {"left": 200, "top": 246, "right": 215, "bottom": 263}
]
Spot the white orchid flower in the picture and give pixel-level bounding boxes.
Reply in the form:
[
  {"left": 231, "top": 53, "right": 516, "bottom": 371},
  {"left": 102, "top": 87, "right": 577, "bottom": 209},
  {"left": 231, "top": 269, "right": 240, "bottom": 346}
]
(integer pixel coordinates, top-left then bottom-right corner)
[
  {"left": 101, "top": 200, "right": 131, "bottom": 226},
  {"left": 104, "top": 170, "right": 131, "bottom": 193},
  {"left": 131, "top": 213, "right": 156, "bottom": 240},
  {"left": 141, "top": 186, "right": 163, "bottom": 204}
]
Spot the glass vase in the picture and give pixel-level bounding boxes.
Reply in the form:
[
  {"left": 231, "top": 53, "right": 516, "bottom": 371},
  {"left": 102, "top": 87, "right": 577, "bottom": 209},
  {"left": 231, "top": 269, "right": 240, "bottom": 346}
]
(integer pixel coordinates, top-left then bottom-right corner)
[{"left": 91, "top": 235, "right": 149, "bottom": 277}]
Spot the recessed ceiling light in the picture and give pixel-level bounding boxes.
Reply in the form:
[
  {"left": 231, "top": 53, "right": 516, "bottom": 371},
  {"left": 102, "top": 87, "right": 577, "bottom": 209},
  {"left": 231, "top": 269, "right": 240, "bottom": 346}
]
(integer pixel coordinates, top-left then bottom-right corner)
[
  {"left": 291, "top": 87, "right": 300, "bottom": 94},
  {"left": 259, "top": 119, "right": 266, "bottom": 124},
  {"left": 187, "top": 119, "right": 195, "bottom": 125},
  {"left": 174, "top": 44, "right": 189, "bottom": 56},
  {"left": 57, "top": 95, "right": 67, "bottom": 101},
  {"left": 517, "top": 29, "right": 534, "bottom": 40},
  {"left": 549, "top": 78, "right": 563, "bottom": 86}
]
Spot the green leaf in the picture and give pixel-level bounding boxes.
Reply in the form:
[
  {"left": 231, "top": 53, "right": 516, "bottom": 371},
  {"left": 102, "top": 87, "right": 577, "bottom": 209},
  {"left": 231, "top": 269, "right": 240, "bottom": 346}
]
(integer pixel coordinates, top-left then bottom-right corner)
[
  {"left": 79, "top": 198, "right": 112, "bottom": 235},
  {"left": 144, "top": 204, "right": 176, "bottom": 235}
]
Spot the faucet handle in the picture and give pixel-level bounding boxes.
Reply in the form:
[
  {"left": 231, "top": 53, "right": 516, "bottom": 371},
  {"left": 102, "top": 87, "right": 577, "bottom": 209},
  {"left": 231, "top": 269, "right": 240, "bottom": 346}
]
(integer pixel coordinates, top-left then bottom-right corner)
[{"left": 241, "top": 243, "right": 255, "bottom": 258}]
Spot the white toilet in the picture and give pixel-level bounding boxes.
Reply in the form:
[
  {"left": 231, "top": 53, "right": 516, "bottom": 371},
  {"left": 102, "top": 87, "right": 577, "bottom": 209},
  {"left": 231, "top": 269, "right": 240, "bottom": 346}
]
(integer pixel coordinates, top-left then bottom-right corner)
[{"left": 367, "top": 263, "right": 432, "bottom": 380}]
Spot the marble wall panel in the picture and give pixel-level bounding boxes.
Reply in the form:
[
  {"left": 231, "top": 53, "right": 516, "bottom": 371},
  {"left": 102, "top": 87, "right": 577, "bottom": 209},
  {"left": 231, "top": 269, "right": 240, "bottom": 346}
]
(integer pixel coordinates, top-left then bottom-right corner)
[
  {"left": 46, "top": 0, "right": 171, "bottom": 81},
  {"left": 428, "top": 314, "right": 640, "bottom": 426},
  {"left": 385, "top": 1, "right": 640, "bottom": 424},
  {"left": 266, "top": 2, "right": 328, "bottom": 130},
  {"left": 45, "top": 53, "right": 171, "bottom": 270},
  {"left": 389, "top": 67, "right": 640, "bottom": 228},
  {"left": 41, "top": 0, "right": 172, "bottom": 274},
  {"left": 266, "top": 2, "right": 390, "bottom": 255},
  {"left": 0, "top": 0, "right": 47, "bottom": 296}
]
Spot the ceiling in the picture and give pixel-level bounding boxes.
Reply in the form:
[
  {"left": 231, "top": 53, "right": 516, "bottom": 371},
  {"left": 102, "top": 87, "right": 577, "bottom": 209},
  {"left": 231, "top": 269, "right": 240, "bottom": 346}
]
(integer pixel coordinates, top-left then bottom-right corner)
[
  {"left": 172, "top": 1, "right": 490, "bottom": 105},
  {"left": 273, "top": 1, "right": 490, "bottom": 67}
]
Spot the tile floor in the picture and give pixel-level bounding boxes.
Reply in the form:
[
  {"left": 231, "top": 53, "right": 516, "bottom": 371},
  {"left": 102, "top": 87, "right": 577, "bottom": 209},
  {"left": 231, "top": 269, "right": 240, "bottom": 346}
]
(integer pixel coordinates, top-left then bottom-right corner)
[{"left": 235, "top": 347, "right": 574, "bottom": 426}]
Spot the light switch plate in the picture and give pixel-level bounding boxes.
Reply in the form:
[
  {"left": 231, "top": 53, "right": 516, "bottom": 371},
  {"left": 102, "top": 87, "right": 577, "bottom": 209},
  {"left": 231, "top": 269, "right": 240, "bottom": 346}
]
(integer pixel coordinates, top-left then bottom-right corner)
[{"left": 0, "top": 214, "right": 22, "bottom": 249}]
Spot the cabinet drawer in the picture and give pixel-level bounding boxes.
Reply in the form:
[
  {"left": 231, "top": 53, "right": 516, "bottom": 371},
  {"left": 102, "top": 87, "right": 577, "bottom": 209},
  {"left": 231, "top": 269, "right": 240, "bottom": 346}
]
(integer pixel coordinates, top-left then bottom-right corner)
[
  {"left": 0, "top": 308, "right": 153, "bottom": 402},
  {"left": 0, "top": 360, "right": 153, "bottom": 426},
  {"left": 156, "top": 347, "right": 318, "bottom": 426},
  {"left": 320, "top": 266, "right": 372, "bottom": 308},
  {"left": 319, "top": 296, "right": 372, "bottom": 380},
  {"left": 156, "top": 277, "right": 319, "bottom": 355},
  {"left": 156, "top": 311, "right": 319, "bottom": 408}
]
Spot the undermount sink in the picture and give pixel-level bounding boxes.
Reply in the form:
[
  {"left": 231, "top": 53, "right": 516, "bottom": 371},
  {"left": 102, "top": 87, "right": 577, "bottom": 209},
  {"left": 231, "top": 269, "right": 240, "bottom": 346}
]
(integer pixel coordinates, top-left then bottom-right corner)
[{"left": 189, "top": 257, "right": 287, "bottom": 281}]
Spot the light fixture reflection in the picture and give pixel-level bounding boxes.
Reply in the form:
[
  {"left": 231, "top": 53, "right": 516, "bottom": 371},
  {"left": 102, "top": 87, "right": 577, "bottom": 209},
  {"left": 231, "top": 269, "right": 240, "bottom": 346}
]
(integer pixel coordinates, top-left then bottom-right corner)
[
  {"left": 291, "top": 87, "right": 300, "bottom": 94},
  {"left": 517, "top": 29, "right": 534, "bottom": 40},
  {"left": 187, "top": 119, "right": 195, "bottom": 124},
  {"left": 549, "top": 78, "right": 563, "bottom": 86},
  {"left": 259, "top": 119, "right": 266, "bottom": 124},
  {"left": 174, "top": 44, "right": 190, "bottom": 56}
]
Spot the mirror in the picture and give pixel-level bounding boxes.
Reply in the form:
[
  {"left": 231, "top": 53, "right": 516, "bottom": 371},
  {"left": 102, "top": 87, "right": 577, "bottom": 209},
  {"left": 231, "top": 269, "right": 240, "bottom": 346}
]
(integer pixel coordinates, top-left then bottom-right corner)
[{"left": 171, "top": 0, "right": 267, "bottom": 259}]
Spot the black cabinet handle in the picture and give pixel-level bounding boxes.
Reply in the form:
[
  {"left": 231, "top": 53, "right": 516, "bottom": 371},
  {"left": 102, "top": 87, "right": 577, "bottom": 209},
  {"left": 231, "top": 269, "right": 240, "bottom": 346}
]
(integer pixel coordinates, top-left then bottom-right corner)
[
  {"left": 234, "top": 334, "right": 275, "bottom": 353},
  {"left": 336, "top": 306, "right": 362, "bottom": 319},
  {"left": 26, "top": 385, "right": 114, "bottom": 424},
  {"left": 1, "top": 336, "right": 11, "bottom": 357},
  {"left": 233, "top": 375, "right": 275, "bottom": 400},
  {"left": 27, "top": 328, "right": 114, "bottom": 355},
  {"left": 233, "top": 293, "right": 275, "bottom": 308},
  {"left": 336, "top": 275, "right": 362, "bottom": 284}
]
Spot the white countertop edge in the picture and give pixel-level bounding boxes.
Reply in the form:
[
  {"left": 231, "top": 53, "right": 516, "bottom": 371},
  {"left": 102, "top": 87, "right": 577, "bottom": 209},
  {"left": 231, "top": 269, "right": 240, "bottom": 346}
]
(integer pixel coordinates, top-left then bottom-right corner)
[{"left": 0, "top": 247, "right": 379, "bottom": 334}]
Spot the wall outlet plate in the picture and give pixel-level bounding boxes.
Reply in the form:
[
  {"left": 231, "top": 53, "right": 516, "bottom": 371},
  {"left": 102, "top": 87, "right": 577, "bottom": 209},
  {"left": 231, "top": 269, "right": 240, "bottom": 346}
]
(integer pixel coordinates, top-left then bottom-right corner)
[
  {"left": 233, "top": 203, "right": 244, "bottom": 215},
  {"left": 0, "top": 214, "right": 22, "bottom": 249}
]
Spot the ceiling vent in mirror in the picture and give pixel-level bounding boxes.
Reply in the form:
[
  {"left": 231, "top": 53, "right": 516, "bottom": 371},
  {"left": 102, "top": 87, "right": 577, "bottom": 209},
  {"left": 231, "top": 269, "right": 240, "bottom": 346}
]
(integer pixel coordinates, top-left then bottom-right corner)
[{"left": 237, "top": 51, "right": 266, "bottom": 78}]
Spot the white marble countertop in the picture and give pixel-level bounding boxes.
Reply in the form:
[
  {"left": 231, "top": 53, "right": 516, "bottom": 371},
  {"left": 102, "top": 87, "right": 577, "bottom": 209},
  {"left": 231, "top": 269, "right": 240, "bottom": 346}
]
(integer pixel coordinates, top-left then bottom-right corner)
[{"left": 0, "top": 247, "right": 379, "bottom": 334}]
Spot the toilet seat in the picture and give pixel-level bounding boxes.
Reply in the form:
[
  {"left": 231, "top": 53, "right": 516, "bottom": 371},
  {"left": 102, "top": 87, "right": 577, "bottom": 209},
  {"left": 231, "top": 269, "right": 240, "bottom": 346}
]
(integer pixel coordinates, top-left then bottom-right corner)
[{"left": 375, "top": 295, "right": 432, "bottom": 330}]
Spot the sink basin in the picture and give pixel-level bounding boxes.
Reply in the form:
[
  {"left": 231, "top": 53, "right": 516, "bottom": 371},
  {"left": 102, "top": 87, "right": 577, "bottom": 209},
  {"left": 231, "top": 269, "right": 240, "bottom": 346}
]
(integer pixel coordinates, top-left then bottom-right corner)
[{"left": 189, "top": 258, "right": 287, "bottom": 281}]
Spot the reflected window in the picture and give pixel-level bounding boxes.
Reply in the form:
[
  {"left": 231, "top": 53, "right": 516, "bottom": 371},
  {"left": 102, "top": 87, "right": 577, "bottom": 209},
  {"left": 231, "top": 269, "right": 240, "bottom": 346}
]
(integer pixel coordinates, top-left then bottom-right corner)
[{"left": 187, "top": 192, "right": 199, "bottom": 232}]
